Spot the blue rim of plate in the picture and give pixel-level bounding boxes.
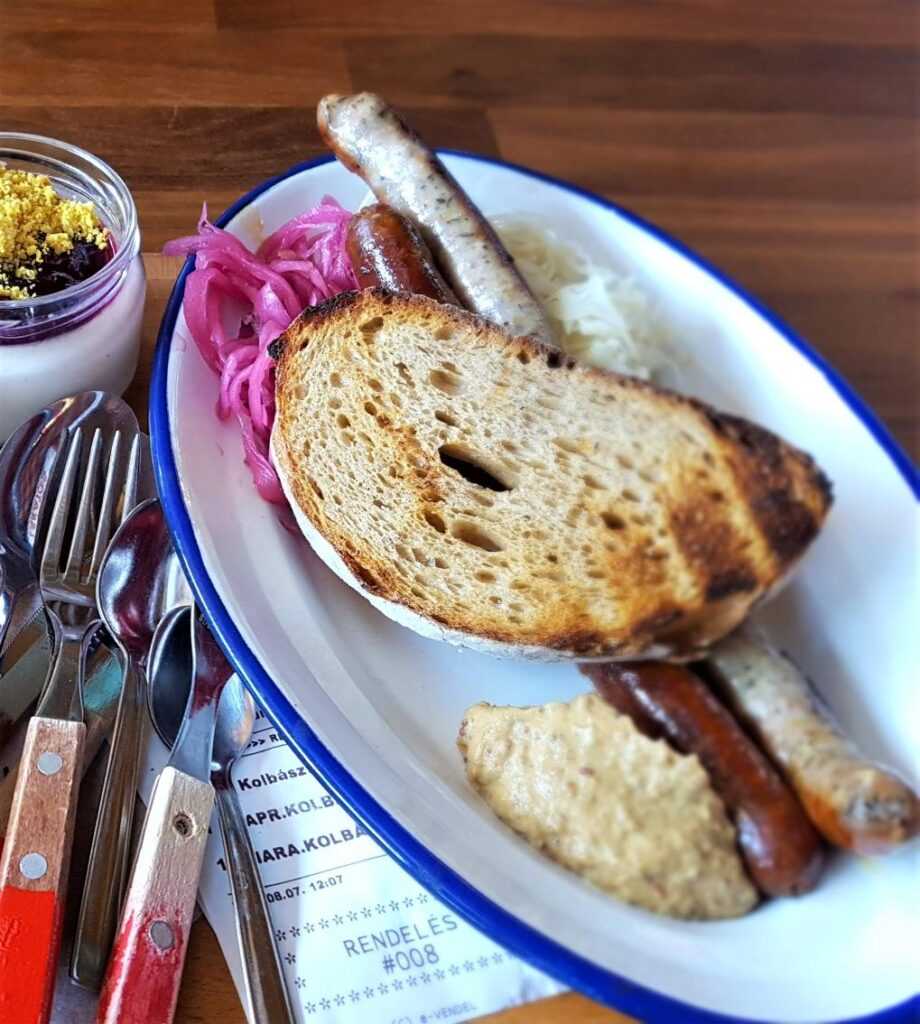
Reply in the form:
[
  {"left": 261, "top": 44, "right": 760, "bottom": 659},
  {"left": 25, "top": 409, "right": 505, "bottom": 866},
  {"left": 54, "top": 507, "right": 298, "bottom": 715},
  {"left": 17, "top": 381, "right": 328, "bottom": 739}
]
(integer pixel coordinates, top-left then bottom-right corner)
[{"left": 150, "top": 151, "right": 920, "bottom": 1024}]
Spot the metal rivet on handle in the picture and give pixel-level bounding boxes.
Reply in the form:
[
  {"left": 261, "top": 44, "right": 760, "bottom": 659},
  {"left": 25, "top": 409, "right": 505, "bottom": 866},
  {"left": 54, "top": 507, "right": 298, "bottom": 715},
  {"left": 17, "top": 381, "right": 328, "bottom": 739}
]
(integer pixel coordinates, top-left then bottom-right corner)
[
  {"left": 149, "top": 920, "right": 175, "bottom": 950},
  {"left": 37, "top": 751, "right": 63, "bottom": 776},
  {"left": 19, "top": 852, "right": 48, "bottom": 880}
]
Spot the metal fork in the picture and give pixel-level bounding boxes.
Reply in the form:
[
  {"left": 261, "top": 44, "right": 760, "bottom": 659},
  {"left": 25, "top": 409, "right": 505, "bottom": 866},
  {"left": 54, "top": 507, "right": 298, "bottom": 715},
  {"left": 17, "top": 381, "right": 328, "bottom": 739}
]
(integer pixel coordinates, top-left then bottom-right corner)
[{"left": 0, "top": 426, "right": 130, "bottom": 1024}]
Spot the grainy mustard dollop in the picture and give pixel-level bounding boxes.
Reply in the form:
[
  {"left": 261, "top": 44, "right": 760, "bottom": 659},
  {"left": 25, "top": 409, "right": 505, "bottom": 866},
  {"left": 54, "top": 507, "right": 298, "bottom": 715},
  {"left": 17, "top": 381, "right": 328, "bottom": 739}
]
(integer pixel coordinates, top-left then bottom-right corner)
[
  {"left": 459, "top": 693, "right": 757, "bottom": 920},
  {"left": 0, "top": 167, "right": 107, "bottom": 299}
]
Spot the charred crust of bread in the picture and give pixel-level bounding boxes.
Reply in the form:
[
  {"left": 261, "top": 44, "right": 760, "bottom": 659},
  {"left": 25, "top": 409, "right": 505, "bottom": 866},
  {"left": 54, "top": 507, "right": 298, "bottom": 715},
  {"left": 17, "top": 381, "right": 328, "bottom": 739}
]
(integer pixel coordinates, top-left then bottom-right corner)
[
  {"left": 281, "top": 288, "right": 560, "bottom": 371},
  {"left": 299, "top": 289, "right": 365, "bottom": 329},
  {"left": 634, "top": 608, "right": 685, "bottom": 635},
  {"left": 545, "top": 628, "right": 610, "bottom": 656},
  {"left": 706, "top": 410, "right": 833, "bottom": 564},
  {"left": 752, "top": 490, "right": 822, "bottom": 563},
  {"left": 340, "top": 551, "right": 383, "bottom": 595},
  {"left": 705, "top": 570, "right": 758, "bottom": 601},
  {"left": 626, "top": 607, "right": 713, "bottom": 661},
  {"left": 668, "top": 499, "right": 755, "bottom": 592},
  {"left": 545, "top": 350, "right": 578, "bottom": 370},
  {"left": 273, "top": 292, "right": 363, "bottom": 365},
  {"left": 276, "top": 290, "right": 397, "bottom": 368}
]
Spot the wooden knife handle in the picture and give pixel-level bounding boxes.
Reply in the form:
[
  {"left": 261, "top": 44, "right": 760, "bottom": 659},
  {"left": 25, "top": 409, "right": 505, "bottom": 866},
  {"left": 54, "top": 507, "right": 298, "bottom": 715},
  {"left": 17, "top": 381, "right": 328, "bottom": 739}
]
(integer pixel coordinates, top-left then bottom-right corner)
[
  {"left": 95, "top": 766, "right": 214, "bottom": 1024},
  {"left": 0, "top": 705, "right": 112, "bottom": 848},
  {"left": 0, "top": 716, "right": 85, "bottom": 1024}
]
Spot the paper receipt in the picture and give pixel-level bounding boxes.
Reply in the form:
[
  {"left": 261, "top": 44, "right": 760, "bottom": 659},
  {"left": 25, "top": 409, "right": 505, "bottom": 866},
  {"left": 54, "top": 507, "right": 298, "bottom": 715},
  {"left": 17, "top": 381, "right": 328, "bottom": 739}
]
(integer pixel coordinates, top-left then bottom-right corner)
[{"left": 140, "top": 697, "right": 565, "bottom": 1023}]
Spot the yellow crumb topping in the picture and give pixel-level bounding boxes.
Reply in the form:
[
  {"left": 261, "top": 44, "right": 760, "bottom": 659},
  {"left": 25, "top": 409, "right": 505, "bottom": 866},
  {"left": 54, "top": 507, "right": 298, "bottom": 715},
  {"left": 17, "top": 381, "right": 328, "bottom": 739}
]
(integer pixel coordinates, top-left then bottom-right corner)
[{"left": 0, "top": 167, "right": 108, "bottom": 299}]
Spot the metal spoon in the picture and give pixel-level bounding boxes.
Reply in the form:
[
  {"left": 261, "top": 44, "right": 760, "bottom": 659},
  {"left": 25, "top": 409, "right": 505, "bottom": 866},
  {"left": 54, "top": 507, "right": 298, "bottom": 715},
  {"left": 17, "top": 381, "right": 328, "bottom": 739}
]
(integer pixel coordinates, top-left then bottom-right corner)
[
  {"left": 71, "top": 495, "right": 192, "bottom": 990},
  {"left": 148, "top": 604, "right": 296, "bottom": 1024},
  {"left": 0, "top": 390, "right": 140, "bottom": 663}
]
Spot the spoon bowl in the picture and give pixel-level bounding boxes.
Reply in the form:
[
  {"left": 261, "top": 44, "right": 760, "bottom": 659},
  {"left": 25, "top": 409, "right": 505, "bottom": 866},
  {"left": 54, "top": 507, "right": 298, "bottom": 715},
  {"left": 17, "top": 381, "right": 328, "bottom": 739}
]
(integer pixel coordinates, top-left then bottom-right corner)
[
  {"left": 148, "top": 603, "right": 255, "bottom": 769},
  {"left": 96, "top": 498, "right": 182, "bottom": 659}
]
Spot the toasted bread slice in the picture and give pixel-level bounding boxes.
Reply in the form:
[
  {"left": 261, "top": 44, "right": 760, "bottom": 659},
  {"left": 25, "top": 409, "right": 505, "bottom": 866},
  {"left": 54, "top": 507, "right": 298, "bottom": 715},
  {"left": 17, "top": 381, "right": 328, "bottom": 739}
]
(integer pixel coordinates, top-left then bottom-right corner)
[{"left": 271, "top": 289, "right": 831, "bottom": 661}]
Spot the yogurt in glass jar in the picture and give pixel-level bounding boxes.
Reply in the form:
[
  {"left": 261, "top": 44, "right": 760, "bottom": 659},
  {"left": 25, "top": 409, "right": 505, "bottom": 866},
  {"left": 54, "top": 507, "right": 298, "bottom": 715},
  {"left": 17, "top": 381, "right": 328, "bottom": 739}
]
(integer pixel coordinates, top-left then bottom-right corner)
[{"left": 0, "top": 133, "right": 145, "bottom": 440}]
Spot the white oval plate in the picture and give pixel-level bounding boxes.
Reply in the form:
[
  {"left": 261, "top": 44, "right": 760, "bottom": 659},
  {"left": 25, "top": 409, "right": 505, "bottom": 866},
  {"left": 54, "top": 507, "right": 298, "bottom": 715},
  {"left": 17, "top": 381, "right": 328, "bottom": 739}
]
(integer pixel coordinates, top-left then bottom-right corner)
[{"left": 151, "top": 153, "right": 919, "bottom": 1024}]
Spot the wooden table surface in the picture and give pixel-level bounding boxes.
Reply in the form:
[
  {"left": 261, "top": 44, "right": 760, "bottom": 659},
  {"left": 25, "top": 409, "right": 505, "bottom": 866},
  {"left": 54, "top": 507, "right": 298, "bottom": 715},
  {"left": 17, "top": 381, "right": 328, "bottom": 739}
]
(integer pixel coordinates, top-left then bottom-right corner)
[{"left": 5, "top": 2, "right": 917, "bottom": 1021}]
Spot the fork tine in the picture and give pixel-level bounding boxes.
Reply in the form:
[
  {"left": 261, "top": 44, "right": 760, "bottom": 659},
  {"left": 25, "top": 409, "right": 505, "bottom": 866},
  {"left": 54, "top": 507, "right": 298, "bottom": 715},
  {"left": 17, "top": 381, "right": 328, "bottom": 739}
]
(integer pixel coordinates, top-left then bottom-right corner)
[
  {"left": 89, "top": 431, "right": 124, "bottom": 577},
  {"left": 41, "top": 428, "right": 83, "bottom": 580},
  {"left": 120, "top": 432, "right": 142, "bottom": 523},
  {"left": 65, "top": 428, "right": 104, "bottom": 581}
]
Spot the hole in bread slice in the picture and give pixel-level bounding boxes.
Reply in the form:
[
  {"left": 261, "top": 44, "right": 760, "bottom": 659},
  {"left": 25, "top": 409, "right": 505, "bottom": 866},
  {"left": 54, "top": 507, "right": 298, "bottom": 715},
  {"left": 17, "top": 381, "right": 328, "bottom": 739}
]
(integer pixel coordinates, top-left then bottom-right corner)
[
  {"left": 429, "top": 367, "right": 464, "bottom": 395},
  {"left": 360, "top": 316, "right": 384, "bottom": 336},
  {"left": 423, "top": 509, "right": 447, "bottom": 534},
  {"left": 438, "top": 444, "right": 513, "bottom": 493},
  {"left": 450, "top": 520, "right": 505, "bottom": 552},
  {"left": 601, "top": 511, "right": 627, "bottom": 530}
]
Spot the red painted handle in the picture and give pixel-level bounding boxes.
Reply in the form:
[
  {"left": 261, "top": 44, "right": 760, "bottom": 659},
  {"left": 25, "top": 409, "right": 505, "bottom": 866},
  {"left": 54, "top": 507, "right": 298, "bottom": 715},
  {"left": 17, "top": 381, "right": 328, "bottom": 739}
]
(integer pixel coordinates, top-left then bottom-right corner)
[
  {"left": 0, "top": 716, "right": 85, "bottom": 1024},
  {"left": 96, "top": 768, "right": 214, "bottom": 1024},
  {"left": 95, "top": 903, "right": 190, "bottom": 1024},
  {"left": 0, "top": 886, "right": 59, "bottom": 1022}
]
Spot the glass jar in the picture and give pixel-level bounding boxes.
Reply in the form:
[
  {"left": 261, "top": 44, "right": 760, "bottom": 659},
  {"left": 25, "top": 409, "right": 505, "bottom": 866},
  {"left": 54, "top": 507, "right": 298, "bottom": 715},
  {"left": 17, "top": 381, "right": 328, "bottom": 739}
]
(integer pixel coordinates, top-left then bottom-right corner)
[{"left": 0, "top": 133, "right": 146, "bottom": 440}]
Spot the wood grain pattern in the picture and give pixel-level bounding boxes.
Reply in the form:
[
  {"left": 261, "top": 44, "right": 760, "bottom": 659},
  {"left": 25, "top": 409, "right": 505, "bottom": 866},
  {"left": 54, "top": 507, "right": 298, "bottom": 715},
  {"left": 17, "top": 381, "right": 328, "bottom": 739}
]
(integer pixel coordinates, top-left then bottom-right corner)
[
  {"left": 0, "top": 717, "right": 85, "bottom": 897},
  {"left": 213, "top": 0, "right": 917, "bottom": 47},
  {"left": 97, "top": 768, "right": 215, "bottom": 1024},
  {"left": 3, "top": 2, "right": 915, "bottom": 1021},
  {"left": 0, "top": 704, "right": 116, "bottom": 848},
  {"left": 344, "top": 35, "right": 917, "bottom": 116},
  {"left": 0, "top": 717, "right": 86, "bottom": 1024}
]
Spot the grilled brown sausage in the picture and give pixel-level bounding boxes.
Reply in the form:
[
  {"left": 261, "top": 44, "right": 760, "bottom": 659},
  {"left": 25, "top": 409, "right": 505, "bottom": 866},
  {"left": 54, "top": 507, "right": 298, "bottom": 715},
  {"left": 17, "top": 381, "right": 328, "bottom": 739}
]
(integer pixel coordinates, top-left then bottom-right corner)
[
  {"left": 346, "top": 203, "right": 458, "bottom": 304},
  {"left": 318, "top": 92, "right": 556, "bottom": 344},
  {"left": 583, "top": 661, "right": 825, "bottom": 897},
  {"left": 703, "top": 631, "right": 920, "bottom": 855}
]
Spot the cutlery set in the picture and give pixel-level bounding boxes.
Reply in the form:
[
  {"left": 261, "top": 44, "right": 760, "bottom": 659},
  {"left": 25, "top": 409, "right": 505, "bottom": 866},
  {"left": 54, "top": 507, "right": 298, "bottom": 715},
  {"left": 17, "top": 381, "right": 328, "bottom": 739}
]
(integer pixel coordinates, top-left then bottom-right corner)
[{"left": 0, "top": 393, "right": 294, "bottom": 1024}]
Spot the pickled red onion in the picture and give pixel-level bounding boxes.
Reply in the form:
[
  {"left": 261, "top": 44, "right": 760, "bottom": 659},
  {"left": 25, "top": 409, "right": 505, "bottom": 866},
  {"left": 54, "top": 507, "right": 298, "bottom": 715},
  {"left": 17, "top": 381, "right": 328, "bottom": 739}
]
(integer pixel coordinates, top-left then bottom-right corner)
[{"left": 164, "top": 197, "right": 356, "bottom": 503}]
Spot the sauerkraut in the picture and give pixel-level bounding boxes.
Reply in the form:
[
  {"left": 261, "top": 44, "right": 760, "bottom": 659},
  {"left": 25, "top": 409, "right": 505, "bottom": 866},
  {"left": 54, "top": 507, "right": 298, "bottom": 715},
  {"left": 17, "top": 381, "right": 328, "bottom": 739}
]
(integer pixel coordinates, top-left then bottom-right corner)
[{"left": 494, "top": 215, "right": 669, "bottom": 379}]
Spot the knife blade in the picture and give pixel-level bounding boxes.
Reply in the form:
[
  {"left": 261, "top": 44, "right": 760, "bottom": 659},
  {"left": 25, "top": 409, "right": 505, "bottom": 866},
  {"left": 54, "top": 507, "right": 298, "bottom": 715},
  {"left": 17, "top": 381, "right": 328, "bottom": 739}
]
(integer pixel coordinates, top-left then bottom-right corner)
[{"left": 0, "top": 611, "right": 115, "bottom": 750}]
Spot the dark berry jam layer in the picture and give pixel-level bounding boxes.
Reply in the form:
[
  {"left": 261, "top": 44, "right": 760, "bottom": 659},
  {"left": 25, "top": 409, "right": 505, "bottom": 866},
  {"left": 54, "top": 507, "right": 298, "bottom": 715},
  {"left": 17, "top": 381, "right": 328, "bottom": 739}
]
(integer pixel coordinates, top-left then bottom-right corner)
[{"left": 27, "top": 237, "right": 113, "bottom": 297}]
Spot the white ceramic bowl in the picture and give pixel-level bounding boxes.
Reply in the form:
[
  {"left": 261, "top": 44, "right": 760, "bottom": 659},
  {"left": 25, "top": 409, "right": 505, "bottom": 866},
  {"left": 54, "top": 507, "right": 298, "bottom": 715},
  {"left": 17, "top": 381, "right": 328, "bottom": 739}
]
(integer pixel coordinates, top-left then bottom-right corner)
[{"left": 151, "top": 154, "right": 919, "bottom": 1024}]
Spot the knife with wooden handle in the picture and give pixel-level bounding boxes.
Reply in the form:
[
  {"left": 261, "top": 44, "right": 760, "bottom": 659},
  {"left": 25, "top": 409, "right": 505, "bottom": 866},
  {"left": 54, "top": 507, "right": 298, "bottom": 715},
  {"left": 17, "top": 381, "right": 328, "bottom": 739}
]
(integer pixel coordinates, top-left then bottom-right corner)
[
  {"left": 96, "top": 609, "right": 231, "bottom": 1024},
  {"left": 0, "top": 714, "right": 85, "bottom": 1023},
  {"left": 94, "top": 767, "right": 213, "bottom": 1024}
]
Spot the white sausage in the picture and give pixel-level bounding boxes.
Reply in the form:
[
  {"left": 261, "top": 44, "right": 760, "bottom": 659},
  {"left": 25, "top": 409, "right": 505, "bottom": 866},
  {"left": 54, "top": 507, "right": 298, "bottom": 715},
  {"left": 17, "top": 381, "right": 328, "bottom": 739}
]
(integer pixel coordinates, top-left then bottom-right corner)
[
  {"left": 704, "top": 629, "right": 919, "bottom": 855},
  {"left": 318, "top": 93, "right": 556, "bottom": 346}
]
